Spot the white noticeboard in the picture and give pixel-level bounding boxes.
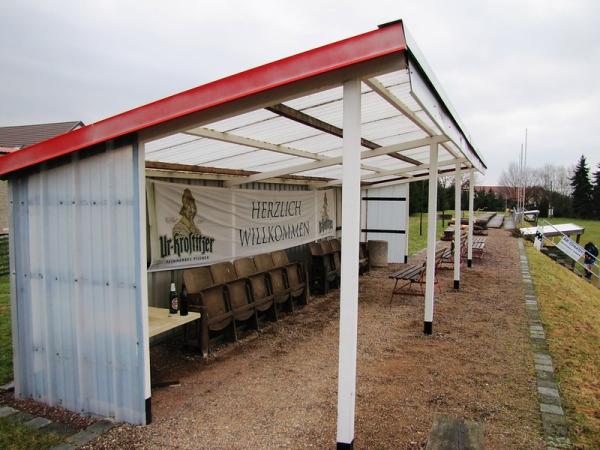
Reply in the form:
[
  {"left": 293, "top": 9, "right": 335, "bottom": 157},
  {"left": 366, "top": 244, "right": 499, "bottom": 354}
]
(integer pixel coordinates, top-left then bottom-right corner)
[
  {"left": 360, "top": 184, "right": 408, "bottom": 263},
  {"left": 556, "top": 235, "right": 585, "bottom": 262}
]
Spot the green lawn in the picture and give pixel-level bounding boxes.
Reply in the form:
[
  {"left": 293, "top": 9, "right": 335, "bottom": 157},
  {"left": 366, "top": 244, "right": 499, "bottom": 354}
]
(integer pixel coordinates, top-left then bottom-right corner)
[
  {"left": 0, "top": 275, "right": 11, "bottom": 386},
  {"left": 544, "top": 217, "right": 600, "bottom": 247},
  {"left": 533, "top": 217, "right": 600, "bottom": 280},
  {"left": 407, "top": 212, "right": 471, "bottom": 256},
  {"left": 0, "top": 417, "right": 62, "bottom": 450},
  {"left": 526, "top": 242, "right": 600, "bottom": 448},
  {"left": 0, "top": 277, "right": 64, "bottom": 449}
]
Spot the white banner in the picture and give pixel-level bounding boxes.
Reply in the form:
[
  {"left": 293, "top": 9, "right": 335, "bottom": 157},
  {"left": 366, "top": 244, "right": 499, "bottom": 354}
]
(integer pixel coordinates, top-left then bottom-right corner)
[
  {"left": 147, "top": 179, "right": 336, "bottom": 271},
  {"left": 556, "top": 235, "right": 585, "bottom": 262}
]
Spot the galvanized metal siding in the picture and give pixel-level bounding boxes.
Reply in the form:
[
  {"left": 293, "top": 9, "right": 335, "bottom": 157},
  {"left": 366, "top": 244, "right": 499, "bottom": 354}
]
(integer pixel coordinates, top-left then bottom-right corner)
[{"left": 10, "top": 145, "right": 147, "bottom": 424}]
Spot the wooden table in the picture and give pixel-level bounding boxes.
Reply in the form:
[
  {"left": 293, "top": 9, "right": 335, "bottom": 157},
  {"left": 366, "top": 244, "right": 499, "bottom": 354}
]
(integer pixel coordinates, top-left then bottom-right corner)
[{"left": 148, "top": 306, "right": 201, "bottom": 339}]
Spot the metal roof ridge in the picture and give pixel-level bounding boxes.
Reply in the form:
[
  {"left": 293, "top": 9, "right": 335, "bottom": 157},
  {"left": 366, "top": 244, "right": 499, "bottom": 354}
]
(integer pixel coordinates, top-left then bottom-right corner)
[
  {"left": 403, "top": 24, "right": 487, "bottom": 169},
  {"left": 0, "top": 22, "right": 407, "bottom": 177}
]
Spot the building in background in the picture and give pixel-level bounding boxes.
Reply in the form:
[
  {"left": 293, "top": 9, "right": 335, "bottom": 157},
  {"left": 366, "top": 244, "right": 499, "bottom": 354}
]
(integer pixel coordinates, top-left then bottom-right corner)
[{"left": 0, "top": 121, "right": 83, "bottom": 234}]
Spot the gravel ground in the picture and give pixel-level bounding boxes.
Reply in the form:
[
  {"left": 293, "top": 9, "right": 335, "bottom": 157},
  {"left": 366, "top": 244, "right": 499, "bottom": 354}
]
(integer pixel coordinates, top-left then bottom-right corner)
[{"left": 87, "top": 229, "right": 544, "bottom": 449}]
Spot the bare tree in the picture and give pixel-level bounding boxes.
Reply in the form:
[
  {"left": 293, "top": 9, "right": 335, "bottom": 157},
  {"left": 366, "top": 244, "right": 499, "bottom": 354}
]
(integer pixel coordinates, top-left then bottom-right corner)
[
  {"left": 555, "top": 165, "right": 572, "bottom": 196},
  {"left": 499, "top": 162, "right": 536, "bottom": 203}
]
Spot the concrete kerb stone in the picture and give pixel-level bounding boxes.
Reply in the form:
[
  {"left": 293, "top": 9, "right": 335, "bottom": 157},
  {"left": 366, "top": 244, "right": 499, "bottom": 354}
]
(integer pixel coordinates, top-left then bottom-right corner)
[
  {"left": 25, "top": 416, "right": 52, "bottom": 430},
  {"left": 518, "top": 238, "right": 572, "bottom": 448},
  {"left": 0, "top": 401, "right": 117, "bottom": 450},
  {"left": 86, "top": 419, "right": 116, "bottom": 435},
  {"left": 66, "top": 430, "right": 100, "bottom": 447},
  {"left": 0, "top": 405, "right": 18, "bottom": 417},
  {"left": 9, "top": 411, "right": 35, "bottom": 423},
  {"left": 50, "top": 444, "right": 77, "bottom": 450}
]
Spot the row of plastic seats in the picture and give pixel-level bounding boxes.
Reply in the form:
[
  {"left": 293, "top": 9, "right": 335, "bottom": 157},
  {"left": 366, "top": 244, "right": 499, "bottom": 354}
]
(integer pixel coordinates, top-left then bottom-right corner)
[
  {"left": 183, "top": 250, "right": 307, "bottom": 356},
  {"left": 308, "top": 238, "right": 370, "bottom": 294}
]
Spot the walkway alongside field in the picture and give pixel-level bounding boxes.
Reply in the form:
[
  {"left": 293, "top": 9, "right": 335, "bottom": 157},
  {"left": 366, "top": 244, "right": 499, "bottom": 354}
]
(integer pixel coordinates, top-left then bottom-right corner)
[
  {"left": 526, "top": 242, "right": 600, "bottom": 448},
  {"left": 88, "top": 229, "right": 545, "bottom": 449}
]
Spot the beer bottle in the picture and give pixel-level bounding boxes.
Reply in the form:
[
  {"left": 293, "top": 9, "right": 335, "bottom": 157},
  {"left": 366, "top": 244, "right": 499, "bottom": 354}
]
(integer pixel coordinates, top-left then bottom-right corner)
[
  {"left": 179, "top": 284, "right": 189, "bottom": 316},
  {"left": 169, "top": 282, "right": 179, "bottom": 315}
]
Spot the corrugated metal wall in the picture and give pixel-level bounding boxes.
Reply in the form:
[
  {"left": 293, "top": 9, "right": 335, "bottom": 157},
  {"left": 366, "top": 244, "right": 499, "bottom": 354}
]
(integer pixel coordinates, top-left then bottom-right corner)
[
  {"left": 146, "top": 178, "right": 313, "bottom": 307},
  {"left": 9, "top": 143, "right": 148, "bottom": 424}
]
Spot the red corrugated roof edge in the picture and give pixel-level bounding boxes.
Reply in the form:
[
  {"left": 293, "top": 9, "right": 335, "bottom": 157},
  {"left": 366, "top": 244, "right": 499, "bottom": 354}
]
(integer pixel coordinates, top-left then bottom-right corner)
[{"left": 0, "top": 22, "right": 406, "bottom": 177}]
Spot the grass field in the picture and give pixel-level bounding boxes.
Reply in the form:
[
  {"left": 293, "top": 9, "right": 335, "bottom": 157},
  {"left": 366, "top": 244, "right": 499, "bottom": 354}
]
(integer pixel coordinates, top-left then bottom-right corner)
[
  {"left": 0, "top": 275, "right": 11, "bottom": 386},
  {"left": 533, "top": 217, "right": 600, "bottom": 280},
  {"left": 544, "top": 217, "right": 600, "bottom": 247},
  {"left": 0, "top": 279, "right": 63, "bottom": 450},
  {"left": 0, "top": 417, "right": 61, "bottom": 450},
  {"left": 407, "top": 212, "right": 449, "bottom": 255},
  {"left": 526, "top": 242, "right": 600, "bottom": 448}
]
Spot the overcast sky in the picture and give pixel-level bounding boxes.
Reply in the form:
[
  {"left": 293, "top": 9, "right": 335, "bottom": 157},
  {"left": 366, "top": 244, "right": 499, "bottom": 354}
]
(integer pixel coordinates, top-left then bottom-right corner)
[{"left": 1, "top": 0, "right": 599, "bottom": 184}]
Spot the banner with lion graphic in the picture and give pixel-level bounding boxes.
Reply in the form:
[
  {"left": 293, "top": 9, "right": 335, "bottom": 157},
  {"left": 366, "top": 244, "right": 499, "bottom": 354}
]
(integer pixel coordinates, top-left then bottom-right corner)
[{"left": 147, "top": 179, "right": 336, "bottom": 271}]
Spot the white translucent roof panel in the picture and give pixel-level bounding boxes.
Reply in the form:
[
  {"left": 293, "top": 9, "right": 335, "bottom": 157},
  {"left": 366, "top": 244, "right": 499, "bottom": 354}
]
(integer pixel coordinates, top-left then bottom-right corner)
[
  {"left": 206, "top": 109, "right": 278, "bottom": 133},
  {"left": 283, "top": 133, "right": 342, "bottom": 153},
  {"left": 144, "top": 65, "right": 478, "bottom": 183},
  {"left": 210, "top": 150, "right": 312, "bottom": 171},
  {"left": 210, "top": 116, "right": 318, "bottom": 147},
  {"left": 296, "top": 166, "right": 375, "bottom": 179},
  {"left": 146, "top": 136, "right": 253, "bottom": 165},
  {"left": 145, "top": 133, "right": 199, "bottom": 154}
]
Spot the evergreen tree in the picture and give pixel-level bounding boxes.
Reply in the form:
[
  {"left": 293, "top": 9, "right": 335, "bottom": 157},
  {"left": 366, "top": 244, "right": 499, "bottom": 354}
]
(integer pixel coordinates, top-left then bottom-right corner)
[
  {"left": 570, "top": 155, "right": 593, "bottom": 218},
  {"left": 592, "top": 162, "right": 600, "bottom": 219}
]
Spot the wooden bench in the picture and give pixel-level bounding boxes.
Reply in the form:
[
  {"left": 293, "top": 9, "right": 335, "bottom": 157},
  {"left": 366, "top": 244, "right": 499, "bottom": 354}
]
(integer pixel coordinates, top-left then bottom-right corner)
[
  {"left": 389, "top": 251, "right": 444, "bottom": 303},
  {"left": 389, "top": 263, "right": 426, "bottom": 303},
  {"left": 438, "top": 247, "right": 453, "bottom": 269},
  {"left": 472, "top": 241, "right": 486, "bottom": 259}
]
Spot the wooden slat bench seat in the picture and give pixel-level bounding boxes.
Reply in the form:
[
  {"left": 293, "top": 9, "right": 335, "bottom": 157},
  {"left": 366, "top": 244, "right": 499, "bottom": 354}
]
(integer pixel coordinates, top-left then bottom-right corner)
[
  {"left": 472, "top": 241, "right": 486, "bottom": 259},
  {"left": 390, "top": 248, "right": 446, "bottom": 303},
  {"left": 389, "top": 263, "right": 426, "bottom": 303}
]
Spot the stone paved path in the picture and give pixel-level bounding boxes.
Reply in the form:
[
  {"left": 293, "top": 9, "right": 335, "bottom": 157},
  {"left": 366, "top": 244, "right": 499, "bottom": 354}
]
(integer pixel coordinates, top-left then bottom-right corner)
[
  {"left": 518, "top": 239, "right": 571, "bottom": 449},
  {"left": 487, "top": 214, "right": 504, "bottom": 228}
]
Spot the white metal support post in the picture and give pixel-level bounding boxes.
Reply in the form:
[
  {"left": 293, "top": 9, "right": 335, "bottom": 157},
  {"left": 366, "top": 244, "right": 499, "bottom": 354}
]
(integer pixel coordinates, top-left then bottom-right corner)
[
  {"left": 423, "top": 142, "right": 439, "bottom": 335},
  {"left": 336, "top": 78, "right": 361, "bottom": 450},
  {"left": 467, "top": 169, "right": 475, "bottom": 268},
  {"left": 404, "top": 184, "right": 410, "bottom": 264},
  {"left": 453, "top": 162, "right": 461, "bottom": 289}
]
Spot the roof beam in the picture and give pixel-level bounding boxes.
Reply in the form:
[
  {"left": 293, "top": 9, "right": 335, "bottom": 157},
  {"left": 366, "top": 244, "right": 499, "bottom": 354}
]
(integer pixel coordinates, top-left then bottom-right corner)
[
  {"left": 364, "top": 167, "right": 469, "bottom": 189},
  {"left": 145, "top": 160, "right": 330, "bottom": 184},
  {"left": 184, "top": 127, "right": 327, "bottom": 161},
  {"left": 364, "top": 78, "right": 459, "bottom": 158},
  {"left": 224, "top": 135, "right": 448, "bottom": 187},
  {"left": 266, "top": 103, "right": 422, "bottom": 166},
  {"left": 145, "top": 169, "right": 327, "bottom": 186},
  {"left": 184, "top": 126, "right": 383, "bottom": 174},
  {"left": 327, "top": 157, "right": 467, "bottom": 186}
]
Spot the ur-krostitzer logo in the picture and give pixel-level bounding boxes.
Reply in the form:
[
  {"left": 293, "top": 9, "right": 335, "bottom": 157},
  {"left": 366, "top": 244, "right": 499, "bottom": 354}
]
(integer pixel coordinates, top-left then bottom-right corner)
[{"left": 159, "top": 188, "right": 215, "bottom": 259}]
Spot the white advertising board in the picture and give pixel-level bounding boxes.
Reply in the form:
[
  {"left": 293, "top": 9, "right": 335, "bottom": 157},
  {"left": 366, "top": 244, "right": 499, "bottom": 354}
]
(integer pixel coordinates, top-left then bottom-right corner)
[{"left": 556, "top": 235, "right": 585, "bottom": 262}]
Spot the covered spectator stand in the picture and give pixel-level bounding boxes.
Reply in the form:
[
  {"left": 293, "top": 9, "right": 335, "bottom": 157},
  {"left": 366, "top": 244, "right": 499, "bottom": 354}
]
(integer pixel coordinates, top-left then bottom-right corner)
[{"left": 0, "top": 20, "right": 485, "bottom": 448}]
